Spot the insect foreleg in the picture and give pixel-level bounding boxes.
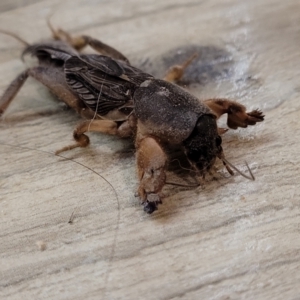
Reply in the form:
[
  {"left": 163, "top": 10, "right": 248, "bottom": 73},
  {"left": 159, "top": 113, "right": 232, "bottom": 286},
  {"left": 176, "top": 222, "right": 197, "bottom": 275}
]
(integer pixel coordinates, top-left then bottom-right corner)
[
  {"left": 204, "top": 98, "right": 264, "bottom": 129},
  {"left": 135, "top": 132, "right": 167, "bottom": 214}
]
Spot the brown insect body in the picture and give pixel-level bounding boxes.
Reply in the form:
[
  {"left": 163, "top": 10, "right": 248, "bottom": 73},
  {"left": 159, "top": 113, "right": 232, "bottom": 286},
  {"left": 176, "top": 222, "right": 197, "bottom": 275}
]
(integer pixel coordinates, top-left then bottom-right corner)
[
  {"left": 134, "top": 79, "right": 222, "bottom": 174},
  {"left": 0, "top": 28, "right": 265, "bottom": 214}
]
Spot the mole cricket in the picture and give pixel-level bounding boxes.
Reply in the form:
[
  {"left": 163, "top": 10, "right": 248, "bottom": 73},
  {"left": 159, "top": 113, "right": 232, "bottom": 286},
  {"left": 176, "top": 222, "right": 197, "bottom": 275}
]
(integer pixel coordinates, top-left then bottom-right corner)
[{"left": 0, "top": 23, "right": 264, "bottom": 213}]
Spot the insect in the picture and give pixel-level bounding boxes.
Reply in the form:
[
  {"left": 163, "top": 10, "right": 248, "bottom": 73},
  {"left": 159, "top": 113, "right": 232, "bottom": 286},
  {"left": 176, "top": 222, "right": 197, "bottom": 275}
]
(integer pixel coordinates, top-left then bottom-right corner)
[{"left": 0, "top": 24, "right": 264, "bottom": 213}]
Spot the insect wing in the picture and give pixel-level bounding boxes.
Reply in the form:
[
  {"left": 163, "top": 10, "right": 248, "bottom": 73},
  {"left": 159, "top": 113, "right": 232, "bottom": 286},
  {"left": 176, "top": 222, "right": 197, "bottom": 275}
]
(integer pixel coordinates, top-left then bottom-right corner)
[{"left": 65, "top": 56, "right": 133, "bottom": 116}]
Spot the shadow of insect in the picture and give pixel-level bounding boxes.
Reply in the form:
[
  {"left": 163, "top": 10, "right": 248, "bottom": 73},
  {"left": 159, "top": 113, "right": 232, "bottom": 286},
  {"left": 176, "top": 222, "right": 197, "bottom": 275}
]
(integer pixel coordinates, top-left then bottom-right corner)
[{"left": 0, "top": 21, "right": 264, "bottom": 213}]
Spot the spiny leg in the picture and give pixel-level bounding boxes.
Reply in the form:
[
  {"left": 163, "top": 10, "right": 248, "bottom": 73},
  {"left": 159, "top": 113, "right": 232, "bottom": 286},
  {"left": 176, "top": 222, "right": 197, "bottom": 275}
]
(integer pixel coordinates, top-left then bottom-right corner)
[
  {"left": 136, "top": 133, "right": 167, "bottom": 213},
  {"left": 47, "top": 20, "right": 129, "bottom": 63},
  {"left": 0, "top": 70, "right": 29, "bottom": 116},
  {"left": 55, "top": 119, "right": 133, "bottom": 155},
  {"left": 80, "top": 35, "right": 129, "bottom": 63},
  {"left": 163, "top": 53, "right": 197, "bottom": 83},
  {"left": 204, "top": 98, "right": 264, "bottom": 129},
  {"left": 56, "top": 119, "right": 117, "bottom": 154},
  {"left": 0, "top": 66, "right": 94, "bottom": 120},
  {"left": 47, "top": 17, "right": 75, "bottom": 46}
]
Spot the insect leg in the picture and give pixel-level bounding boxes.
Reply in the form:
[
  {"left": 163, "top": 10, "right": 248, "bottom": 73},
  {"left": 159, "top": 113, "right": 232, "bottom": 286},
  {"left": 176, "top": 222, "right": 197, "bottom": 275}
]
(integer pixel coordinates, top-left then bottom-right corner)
[
  {"left": 135, "top": 132, "right": 167, "bottom": 213},
  {"left": 163, "top": 53, "right": 197, "bottom": 83},
  {"left": 204, "top": 98, "right": 265, "bottom": 129},
  {"left": 47, "top": 20, "right": 129, "bottom": 62},
  {"left": 80, "top": 35, "right": 129, "bottom": 63},
  {"left": 0, "top": 66, "right": 94, "bottom": 119},
  {"left": 55, "top": 119, "right": 133, "bottom": 155},
  {"left": 0, "top": 70, "right": 29, "bottom": 115}
]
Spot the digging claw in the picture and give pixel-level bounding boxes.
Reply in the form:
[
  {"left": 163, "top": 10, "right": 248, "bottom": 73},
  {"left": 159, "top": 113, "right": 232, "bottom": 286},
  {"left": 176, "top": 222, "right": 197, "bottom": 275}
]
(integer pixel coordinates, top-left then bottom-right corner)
[
  {"left": 143, "top": 201, "right": 158, "bottom": 214},
  {"left": 142, "top": 193, "right": 162, "bottom": 214}
]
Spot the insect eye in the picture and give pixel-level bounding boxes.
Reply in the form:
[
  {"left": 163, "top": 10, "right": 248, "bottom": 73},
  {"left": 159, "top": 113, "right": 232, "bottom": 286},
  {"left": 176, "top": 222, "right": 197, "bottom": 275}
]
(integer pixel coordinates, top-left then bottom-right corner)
[{"left": 216, "top": 136, "right": 222, "bottom": 147}]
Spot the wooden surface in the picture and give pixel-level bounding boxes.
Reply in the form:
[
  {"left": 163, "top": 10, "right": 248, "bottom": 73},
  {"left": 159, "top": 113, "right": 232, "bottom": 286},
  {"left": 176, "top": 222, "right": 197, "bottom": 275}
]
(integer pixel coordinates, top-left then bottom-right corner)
[{"left": 1, "top": 1, "right": 300, "bottom": 299}]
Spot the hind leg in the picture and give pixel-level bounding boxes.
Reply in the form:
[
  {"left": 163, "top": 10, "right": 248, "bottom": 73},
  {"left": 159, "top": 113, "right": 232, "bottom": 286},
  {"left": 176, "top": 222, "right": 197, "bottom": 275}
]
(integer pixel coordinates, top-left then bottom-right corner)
[
  {"left": 0, "top": 66, "right": 95, "bottom": 120},
  {"left": 47, "top": 21, "right": 129, "bottom": 63},
  {"left": 0, "top": 70, "right": 29, "bottom": 116}
]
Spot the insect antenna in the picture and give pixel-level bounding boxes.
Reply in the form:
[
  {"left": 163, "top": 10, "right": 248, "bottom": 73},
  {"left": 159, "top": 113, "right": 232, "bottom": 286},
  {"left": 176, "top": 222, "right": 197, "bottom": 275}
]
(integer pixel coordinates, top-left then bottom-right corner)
[
  {"left": 222, "top": 158, "right": 255, "bottom": 181},
  {"left": 170, "top": 158, "right": 195, "bottom": 172},
  {"left": 0, "top": 29, "right": 29, "bottom": 46},
  {"left": 166, "top": 159, "right": 200, "bottom": 188},
  {"left": 165, "top": 181, "right": 199, "bottom": 188}
]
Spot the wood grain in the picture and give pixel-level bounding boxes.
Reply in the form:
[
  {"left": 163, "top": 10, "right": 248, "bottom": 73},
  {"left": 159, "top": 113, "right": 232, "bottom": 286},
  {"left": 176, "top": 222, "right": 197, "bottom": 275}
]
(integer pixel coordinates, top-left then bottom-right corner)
[{"left": 0, "top": 0, "right": 300, "bottom": 299}]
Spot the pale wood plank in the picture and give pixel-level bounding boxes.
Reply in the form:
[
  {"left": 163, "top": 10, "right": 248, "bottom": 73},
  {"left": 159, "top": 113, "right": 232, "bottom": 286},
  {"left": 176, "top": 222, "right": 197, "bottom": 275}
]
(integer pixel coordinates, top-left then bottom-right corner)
[
  {"left": 0, "top": 0, "right": 42, "bottom": 13},
  {"left": 0, "top": 1, "right": 300, "bottom": 299}
]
